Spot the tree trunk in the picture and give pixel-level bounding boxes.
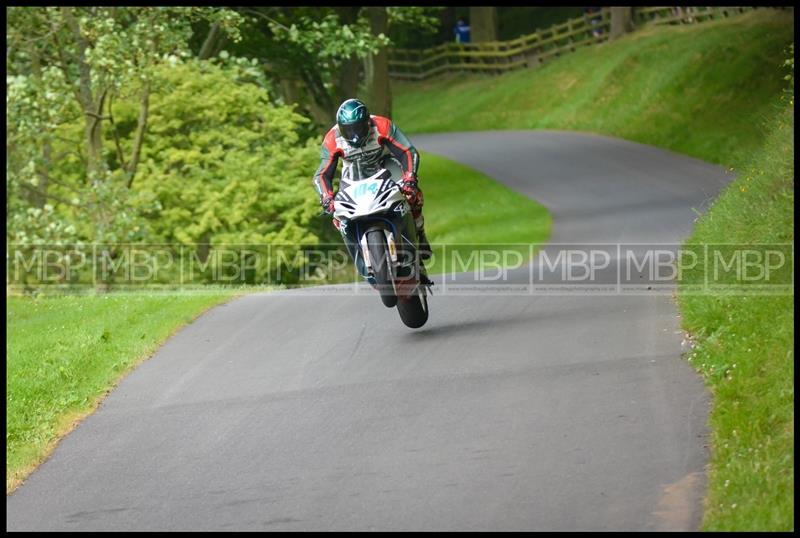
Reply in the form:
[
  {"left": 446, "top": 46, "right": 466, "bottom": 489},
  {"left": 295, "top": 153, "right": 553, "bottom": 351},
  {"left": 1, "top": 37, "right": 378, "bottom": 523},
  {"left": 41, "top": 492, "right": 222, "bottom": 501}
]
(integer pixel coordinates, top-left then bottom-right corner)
[
  {"left": 85, "top": 90, "right": 106, "bottom": 180},
  {"left": 62, "top": 7, "right": 105, "bottom": 179},
  {"left": 610, "top": 7, "right": 634, "bottom": 40},
  {"left": 126, "top": 82, "right": 150, "bottom": 188},
  {"left": 441, "top": 7, "right": 457, "bottom": 43},
  {"left": 334, "top": 7, "right": 362, "bottom": 106},
  {"left": 29, "top": 46, "right": 48, "bottom": 207},
  {"left": 337, "top": 58, "right": 361, "bottom": 106},
  {"left": 363, "top": 54, "right": 374, "bottom": 96},
  {"left": 37, "top": 143, "right": 52, "bottom": 208},
  {"left": 470, "top": 7, "right": 498, "bottom": 42},
  {"left": 277, "top": 73, "right": 334, "bottom": 128},
  {"left": 198, "top": 21, "right": 221, "bottom": 60},
  {"left": 61, "top": 8, "right": 92, "bottom": 110},
  {"left": 300, "top": 68, "right": 337, "bottom": 124},
  {"left": 306, "top": 101, "right": 334, "bottom": 129},
  {"left": 367, "top": 7, "right": 392, "bottom": 117},
  {"left": 211, "top": 35, "right": 228, "bottom": 58}
]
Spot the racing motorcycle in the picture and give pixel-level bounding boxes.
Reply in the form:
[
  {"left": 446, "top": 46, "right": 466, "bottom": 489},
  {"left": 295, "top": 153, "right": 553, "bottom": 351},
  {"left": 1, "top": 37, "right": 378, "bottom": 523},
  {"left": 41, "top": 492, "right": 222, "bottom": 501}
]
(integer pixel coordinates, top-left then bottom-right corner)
[{"left": 333, "top": 167, "right": 430, "bottom": 329}]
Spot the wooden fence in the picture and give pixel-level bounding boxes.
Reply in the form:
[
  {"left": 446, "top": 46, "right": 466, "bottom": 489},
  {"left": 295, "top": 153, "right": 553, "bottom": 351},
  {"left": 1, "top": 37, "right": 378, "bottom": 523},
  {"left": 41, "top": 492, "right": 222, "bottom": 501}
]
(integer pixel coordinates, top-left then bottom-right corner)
[{"left": 388, "top": 6, "right": 755, "bottom": 81}]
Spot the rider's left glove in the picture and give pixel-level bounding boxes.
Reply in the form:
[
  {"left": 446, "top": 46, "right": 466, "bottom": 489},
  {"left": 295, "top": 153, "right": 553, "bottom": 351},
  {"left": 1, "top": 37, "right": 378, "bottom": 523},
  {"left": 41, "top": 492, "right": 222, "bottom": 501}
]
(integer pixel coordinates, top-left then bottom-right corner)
[{"left": 400, "top": 172, "right": 421, "bottom": 207}]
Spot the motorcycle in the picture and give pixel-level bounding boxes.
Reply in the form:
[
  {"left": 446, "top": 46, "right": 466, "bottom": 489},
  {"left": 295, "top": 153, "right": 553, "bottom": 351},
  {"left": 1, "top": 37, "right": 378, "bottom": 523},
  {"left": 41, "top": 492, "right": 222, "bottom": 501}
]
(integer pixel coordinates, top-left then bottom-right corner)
[{"left": 333, "top": 167, "right": 430, "bottom": 329}]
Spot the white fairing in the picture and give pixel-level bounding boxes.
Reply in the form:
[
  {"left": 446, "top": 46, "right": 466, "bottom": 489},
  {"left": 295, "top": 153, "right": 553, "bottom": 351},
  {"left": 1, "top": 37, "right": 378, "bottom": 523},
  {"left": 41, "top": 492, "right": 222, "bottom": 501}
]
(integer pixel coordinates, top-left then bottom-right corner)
[{"left": 333, "top": 169, "right": 407, "bottom": 221}]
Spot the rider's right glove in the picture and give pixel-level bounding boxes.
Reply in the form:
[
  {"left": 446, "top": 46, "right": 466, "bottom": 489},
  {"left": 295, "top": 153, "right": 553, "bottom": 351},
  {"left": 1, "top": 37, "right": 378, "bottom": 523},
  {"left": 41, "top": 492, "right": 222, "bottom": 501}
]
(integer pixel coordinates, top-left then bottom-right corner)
[{"left": 321, "top": 194, "right": 335, "bottom": 216}]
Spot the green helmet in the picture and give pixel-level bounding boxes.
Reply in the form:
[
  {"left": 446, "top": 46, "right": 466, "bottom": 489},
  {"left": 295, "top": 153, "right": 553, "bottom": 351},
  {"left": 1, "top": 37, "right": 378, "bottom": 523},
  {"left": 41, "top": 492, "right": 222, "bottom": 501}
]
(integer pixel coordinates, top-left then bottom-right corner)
[{"left": 336, "top": 98, "right": 371, "bottom": 147}]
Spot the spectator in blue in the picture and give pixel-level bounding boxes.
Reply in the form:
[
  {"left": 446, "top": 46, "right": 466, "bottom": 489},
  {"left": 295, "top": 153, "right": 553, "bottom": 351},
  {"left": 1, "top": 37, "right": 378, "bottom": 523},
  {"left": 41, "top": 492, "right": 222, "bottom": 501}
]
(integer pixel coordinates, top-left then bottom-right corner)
[{"left": 454, "top": 17, "right": 471, "bottom": 43}]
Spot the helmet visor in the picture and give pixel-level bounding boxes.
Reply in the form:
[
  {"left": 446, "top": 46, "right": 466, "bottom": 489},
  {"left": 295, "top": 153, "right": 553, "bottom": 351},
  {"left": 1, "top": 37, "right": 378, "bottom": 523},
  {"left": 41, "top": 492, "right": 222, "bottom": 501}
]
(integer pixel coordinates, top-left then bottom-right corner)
[{"left": 339, "top": 119, "right": 370, "bottom": 146}]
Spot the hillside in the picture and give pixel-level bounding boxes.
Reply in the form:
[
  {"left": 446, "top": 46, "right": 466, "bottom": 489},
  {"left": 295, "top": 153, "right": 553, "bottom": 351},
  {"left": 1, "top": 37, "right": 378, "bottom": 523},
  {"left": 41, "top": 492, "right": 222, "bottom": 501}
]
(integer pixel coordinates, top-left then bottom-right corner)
[{"left": 394, "top": 9, "right": 793, "bottom": 167}]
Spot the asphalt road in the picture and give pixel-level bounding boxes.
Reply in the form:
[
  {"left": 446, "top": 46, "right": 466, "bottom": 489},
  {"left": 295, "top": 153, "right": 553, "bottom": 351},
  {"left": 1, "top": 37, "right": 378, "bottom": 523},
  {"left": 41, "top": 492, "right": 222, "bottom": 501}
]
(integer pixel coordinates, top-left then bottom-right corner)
[{"left": 7, "top": 131, "right": 731, "bottom": 531}]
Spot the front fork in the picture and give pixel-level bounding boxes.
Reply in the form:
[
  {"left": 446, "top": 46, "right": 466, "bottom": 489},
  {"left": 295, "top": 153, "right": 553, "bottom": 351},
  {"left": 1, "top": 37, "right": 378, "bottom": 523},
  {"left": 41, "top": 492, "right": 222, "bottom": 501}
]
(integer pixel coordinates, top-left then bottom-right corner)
[
  {"left": 360, "top": 227, "right": 398, "bottom": 273},
  {"left": 339, "top": 212, "right": 418, "bottom": 281}
]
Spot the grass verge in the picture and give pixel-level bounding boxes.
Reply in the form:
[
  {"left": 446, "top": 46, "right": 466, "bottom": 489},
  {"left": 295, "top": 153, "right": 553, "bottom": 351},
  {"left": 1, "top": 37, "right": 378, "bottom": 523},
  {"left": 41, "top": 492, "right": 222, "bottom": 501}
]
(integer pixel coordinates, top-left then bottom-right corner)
[
  {"left": 420, "top": 150, "right": 552, "bottom": 274},
  {"left": 6, "top": 291, "right": 239, "bottom": 494},
  {"left": 677, "top": 101, "right": 794, "bottom": 531}
]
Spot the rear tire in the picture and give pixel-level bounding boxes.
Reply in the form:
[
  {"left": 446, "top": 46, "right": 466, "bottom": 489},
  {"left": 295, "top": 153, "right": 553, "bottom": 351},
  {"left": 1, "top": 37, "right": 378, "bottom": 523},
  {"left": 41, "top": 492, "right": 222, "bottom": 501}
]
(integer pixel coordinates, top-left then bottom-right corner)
[
  {"left": 366, "top": 230, "right": 397, "bottom": 308},
  {"left": 397, "top": 285, "right": 429, "bottom": 328}
]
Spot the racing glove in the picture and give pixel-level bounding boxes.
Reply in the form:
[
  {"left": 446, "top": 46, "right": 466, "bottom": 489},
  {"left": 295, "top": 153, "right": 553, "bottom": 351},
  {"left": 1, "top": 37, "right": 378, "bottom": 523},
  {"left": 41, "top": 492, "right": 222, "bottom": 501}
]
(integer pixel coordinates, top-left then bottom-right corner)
[
  {"left": 400, "top": 172, "right": 422, "bottom": 207},
  {"left": 321, "top": 194, "right": 335, "bottom": 216}
]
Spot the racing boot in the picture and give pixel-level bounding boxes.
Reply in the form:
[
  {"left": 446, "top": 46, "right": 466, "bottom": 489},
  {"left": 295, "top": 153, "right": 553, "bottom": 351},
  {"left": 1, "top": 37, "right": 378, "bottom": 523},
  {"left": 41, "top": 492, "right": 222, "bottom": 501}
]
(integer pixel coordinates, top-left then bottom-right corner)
[
  {"left": 419, "top": 263, "right": 434, "bottom": 294},
  {"left": 414, "top": 210, "right": 432, "bottom": 261},
  {"left": 418, "top": 228, "right": 432, "bottom": 261}
]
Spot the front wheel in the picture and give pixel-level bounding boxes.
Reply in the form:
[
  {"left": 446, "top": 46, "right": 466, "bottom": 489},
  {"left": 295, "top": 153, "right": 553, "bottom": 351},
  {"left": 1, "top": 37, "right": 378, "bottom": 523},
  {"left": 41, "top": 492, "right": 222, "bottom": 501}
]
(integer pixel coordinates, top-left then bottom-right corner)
[
  {"left": 396, "top": 285, "right": 429, "bottom": 328},
  {"left": 366, "top": 229, "right": 397, "bottom": 308}
]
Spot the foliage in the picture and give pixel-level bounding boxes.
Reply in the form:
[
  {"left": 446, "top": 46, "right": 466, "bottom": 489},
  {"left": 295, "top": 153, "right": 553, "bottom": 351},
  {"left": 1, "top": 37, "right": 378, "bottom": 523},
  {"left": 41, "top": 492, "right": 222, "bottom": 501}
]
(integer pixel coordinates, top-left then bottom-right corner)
[
  {"left": 386, "top": 7, "right": 445, "bottom": 51},
  {"left": 6, "top": 7, "right": 242, "bottom": 147},
  {"left": 7, "top": 8, "right": 347, "bottom": 286},
  {"left": 268, "top": 11, "right": 389, "bottom": 62},
  {"left": 117, "top": 58, "right": 332, "bottom": 283},
  {"left": 207, "top": 7, "right": 381, "bottom": 128},
  {"left": 387, "top": 7, "right": 444, "bottom": 37},
  {"left": 6, "top": 7, "right": 244, "bottom": 246},
  {"left": 202, "top": 7, "right": 443, "bottom": 129},
  {"left": 6, "top": 205, "right": 80, "bottom": 246}
]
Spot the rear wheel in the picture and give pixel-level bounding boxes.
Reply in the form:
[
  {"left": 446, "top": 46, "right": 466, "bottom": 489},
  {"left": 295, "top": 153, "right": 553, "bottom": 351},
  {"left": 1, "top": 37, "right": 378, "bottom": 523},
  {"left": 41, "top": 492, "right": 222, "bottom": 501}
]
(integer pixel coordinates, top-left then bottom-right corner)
[
  {"left": 397, "top": 285, "right": 429, "bottom": 329},
  {"left": 366, "top": 230, "right": 397, "bottom": 308}
]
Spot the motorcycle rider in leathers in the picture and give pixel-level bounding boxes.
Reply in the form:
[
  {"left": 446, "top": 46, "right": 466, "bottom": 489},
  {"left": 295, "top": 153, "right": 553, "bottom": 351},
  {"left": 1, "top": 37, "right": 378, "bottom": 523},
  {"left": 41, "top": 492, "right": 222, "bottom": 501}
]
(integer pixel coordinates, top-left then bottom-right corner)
[{"left": 312, "top": 98, "right": 433, "bottom": 284}]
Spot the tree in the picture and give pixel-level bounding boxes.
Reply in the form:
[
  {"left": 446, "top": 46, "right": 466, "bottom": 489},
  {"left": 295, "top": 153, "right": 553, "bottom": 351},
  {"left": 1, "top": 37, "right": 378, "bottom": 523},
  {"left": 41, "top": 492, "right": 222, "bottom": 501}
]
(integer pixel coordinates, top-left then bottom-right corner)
[
  {"left": 217, "top": 7, "right": 386, "bottom": 127},
  {"left": 6, "top": 7, "right": 243, "bottom": 245},
  {"left": 610, "top": 7, "right": 635, "bottom": 40},
  {"left": 206, "top": 7, "right": 441, "bottom": 128},
  {"left": 125, "top": 58, "right": 334, "bottom": 283},
  {"left": 367, "top": 7, "right": 392, "bottom": 117},
  {"left": 470, "top": 7, "right": 498, "bottom": 42},
  {"left": 379, "top": 7, "right": 442, "bottom": 117}
]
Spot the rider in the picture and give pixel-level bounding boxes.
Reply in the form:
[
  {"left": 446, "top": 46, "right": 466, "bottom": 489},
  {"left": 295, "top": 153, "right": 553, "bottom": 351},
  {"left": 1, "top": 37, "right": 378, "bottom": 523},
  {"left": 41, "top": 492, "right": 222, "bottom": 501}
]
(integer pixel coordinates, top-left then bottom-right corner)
[{"left": 313, "top": 98, "right": 432, "bottom": 277}]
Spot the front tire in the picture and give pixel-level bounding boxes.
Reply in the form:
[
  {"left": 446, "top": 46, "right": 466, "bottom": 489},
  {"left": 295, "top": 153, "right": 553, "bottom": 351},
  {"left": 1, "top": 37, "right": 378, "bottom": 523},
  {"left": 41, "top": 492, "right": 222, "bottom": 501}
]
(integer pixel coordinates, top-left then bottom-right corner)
[
  {"left": 366, "top": 230, "right": 397, "bottom": 308},
  {"left": 397, "top": 285, "right": 429, "bottom": 328}
]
